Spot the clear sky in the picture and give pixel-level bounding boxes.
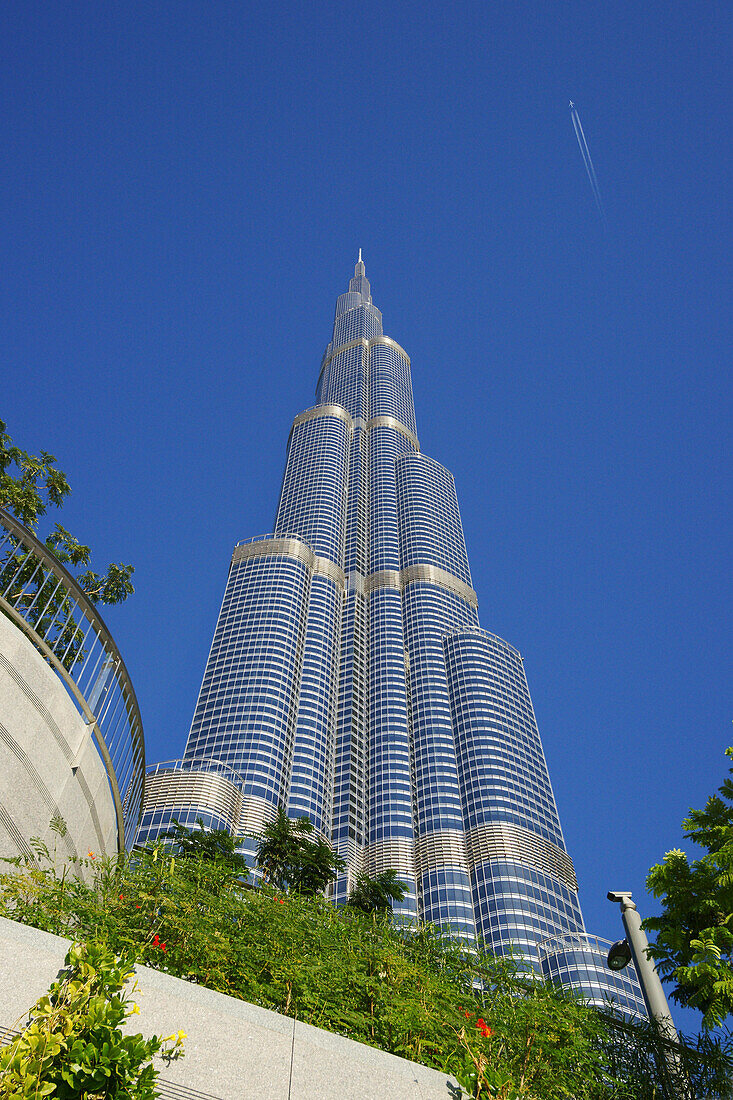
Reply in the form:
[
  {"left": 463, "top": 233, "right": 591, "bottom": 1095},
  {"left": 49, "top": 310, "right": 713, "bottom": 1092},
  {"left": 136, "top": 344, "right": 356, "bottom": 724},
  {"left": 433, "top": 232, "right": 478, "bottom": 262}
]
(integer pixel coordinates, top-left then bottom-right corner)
[{"left": 3, "top": 0, "right": 730, "bottom": 1033}]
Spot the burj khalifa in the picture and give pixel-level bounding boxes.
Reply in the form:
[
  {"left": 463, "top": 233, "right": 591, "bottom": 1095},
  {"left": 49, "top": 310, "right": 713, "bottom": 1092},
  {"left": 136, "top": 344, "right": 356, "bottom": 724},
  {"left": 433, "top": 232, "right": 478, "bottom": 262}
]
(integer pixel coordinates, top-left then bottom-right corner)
[{"left": 137, "top": 255, "right": 646, "bottom": 1018}]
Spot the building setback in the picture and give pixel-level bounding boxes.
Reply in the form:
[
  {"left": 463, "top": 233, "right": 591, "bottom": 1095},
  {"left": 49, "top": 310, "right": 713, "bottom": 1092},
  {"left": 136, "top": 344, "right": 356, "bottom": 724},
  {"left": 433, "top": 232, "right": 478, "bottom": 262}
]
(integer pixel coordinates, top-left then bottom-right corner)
[{"left": 138, "top": 256, "right": 646, "bottom": 1014}]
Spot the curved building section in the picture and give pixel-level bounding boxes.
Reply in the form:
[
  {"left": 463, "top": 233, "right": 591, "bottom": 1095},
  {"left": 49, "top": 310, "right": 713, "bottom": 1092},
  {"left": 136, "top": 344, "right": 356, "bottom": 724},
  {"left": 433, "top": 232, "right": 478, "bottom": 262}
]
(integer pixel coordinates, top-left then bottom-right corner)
[
  {"left": 286, "top": 573, "right": 341, "bottom": 836},
  {"left": 330, "top": 577, "right": 368, "bottom": 902},
  {"left": 183, "top": 536, "right": 312, "bottom": 834},
  {"left": 394, "top": 450, "right": 479, "bottom": 936},
  {"left": 331, "top": 262, "right": 383, "bottom": 347},
  {"left": 364, "top": 413, "right": 420, "bottom": 919},
  {"left": 276, "top": 407, "right": 351, "bottom": 565},
  {"left": 369, "top": 425, "right": 416, "bottom": 575},
  {"left": 538, "top": 934, "right": 648, "bottom": 1022},
  {"left": 402, "top": 583, "right": 478, "bottom": 938},
  {"left": 396, "top": 453, "right": 473, "bottom": 586},
  {"left": 136, "top": 758, "right": 244, "bottom": 844},
  {"left": 443, "top": 629, "right": 584, "bottom": 963},
  {"left": 366, "top": 583, "right": 417, "bottom": 919},
  {"left": 369, "top": 340, "right": 416, "bottom": 436},
  {"left": 317, "top": 343, "right": 368, "bottom": 422}
]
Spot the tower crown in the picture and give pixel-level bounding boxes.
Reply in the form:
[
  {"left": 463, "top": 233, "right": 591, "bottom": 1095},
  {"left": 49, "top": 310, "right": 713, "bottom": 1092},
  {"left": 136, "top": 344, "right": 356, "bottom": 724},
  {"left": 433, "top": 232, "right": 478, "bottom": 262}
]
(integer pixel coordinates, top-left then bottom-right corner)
[{"left": 349, "top": 248, "right": 371, "bottom": 301}]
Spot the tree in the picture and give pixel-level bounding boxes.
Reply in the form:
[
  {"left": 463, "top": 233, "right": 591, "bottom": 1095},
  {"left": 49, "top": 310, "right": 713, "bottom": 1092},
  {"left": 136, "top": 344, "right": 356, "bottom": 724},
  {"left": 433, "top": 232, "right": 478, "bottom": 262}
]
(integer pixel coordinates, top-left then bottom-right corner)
[
  {"left": 255, "top": 806, "right": 345, "bottom": 895},
  {"left": 158, "top": 818, "right": 249, "bottom": 877},
  {"left": 347, "top": 869, "right": 408, "bottom": 914},
  {"left": 0, "top": 418, "right": 134, "bottom": 606},
  {"left": 644, "top": 746, "right": 733, "bottom": 1029}
]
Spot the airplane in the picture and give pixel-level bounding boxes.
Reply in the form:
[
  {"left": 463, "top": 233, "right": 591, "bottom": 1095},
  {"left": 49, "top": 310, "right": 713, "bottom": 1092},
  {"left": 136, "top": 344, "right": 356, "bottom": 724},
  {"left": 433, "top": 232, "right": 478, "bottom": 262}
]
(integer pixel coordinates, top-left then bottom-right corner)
[{"left": 569, "top": 101, "right": 575, "bottom": 109}]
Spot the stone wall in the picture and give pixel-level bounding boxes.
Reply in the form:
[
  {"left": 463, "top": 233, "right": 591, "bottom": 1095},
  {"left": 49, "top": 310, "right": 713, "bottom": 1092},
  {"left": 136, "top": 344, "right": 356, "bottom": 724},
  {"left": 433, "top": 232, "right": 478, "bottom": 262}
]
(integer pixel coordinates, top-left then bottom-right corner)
[{"left": 0, "top": 917, "right": 461, "bottom": 1099}]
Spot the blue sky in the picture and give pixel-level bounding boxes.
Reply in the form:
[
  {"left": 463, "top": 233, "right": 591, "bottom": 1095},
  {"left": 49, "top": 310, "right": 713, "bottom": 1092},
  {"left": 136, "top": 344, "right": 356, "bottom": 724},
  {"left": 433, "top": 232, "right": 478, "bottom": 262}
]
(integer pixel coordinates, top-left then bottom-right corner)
[{"left": 3, "top": 1, "right": 730, "bottom": 1033}]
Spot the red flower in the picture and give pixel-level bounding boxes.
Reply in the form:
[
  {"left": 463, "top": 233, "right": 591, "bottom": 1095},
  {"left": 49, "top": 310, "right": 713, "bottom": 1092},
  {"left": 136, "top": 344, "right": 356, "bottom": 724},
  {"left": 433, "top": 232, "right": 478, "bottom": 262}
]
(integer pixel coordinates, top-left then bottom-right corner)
[
  {"left": 118, "top": 894, "right": 124, "bottom": 901},
  {"left": 153, "top": 935, "right": 160, "bottom": 946},
  {"left": 135, "top": 904, "right": 140, "bottom": 909},
  {"left": 464, "top": 1010, "right": 472, "bottom": 1018},
  {"left": 476, "top": 1018, "right": 485, "bottom": 1027},
  {"left": 160, "top": 942, "right": 167, "bottom": 952}
]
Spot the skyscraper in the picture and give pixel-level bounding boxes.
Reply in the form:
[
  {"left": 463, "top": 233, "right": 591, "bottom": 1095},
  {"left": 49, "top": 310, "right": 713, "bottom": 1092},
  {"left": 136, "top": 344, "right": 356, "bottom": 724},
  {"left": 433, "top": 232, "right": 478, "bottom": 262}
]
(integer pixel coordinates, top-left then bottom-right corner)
[{"left": 138, "top": 256, "right": 645, "bottom": 1011}]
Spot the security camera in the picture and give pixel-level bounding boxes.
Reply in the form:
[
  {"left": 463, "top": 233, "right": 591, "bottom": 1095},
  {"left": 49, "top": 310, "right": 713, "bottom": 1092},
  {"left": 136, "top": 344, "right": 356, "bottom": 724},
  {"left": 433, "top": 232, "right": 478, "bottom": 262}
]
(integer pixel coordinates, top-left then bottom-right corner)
[
  {"left": 607, "top": 939, "right": 632, "bottom": 971},
  {"left": 607, "top": 890, "right": 633, "bottom": 903}
]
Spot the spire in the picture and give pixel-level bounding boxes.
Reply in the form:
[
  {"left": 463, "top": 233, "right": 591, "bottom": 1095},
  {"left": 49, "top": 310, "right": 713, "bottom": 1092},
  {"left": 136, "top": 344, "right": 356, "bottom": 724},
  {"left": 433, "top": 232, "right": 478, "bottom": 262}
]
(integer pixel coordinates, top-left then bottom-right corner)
[{"left": 338, "top": 248, "right": 374, "bottom": 315}]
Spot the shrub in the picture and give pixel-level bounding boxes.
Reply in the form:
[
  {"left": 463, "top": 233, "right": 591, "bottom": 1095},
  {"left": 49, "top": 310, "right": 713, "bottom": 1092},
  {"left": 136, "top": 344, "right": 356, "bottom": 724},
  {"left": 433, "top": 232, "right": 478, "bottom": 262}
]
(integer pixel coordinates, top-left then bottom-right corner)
[
  {"left": 1, "top": 844, "right": 730, "bottom": 1098},
  {"left": 0, "top": 940, "right": 183, "bottom": 1099}
]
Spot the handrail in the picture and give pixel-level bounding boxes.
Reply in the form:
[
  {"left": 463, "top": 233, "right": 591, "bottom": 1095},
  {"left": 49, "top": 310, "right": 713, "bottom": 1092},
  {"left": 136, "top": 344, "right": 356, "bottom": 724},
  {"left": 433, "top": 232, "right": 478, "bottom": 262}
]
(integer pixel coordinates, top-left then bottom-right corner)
[
  {"left": 233, "top": 531, "right": 305, "bottom": 548},
  {"left": 146, "top": 757, "right": 246, "bottom": 788},
  {"left": 0, "top": 506, "right": 145, "bottom": 851}
]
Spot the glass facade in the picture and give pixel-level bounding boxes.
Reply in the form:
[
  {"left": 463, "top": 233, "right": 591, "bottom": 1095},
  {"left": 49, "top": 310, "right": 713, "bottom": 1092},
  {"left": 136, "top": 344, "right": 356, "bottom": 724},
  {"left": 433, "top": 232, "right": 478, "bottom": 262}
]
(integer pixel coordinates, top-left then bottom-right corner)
[
  {"left": 138, "top": 255, "right": 646, "bottom": 1013},
  {"left": 538, "top": 934, "right": 647, "bottom": 1023}
]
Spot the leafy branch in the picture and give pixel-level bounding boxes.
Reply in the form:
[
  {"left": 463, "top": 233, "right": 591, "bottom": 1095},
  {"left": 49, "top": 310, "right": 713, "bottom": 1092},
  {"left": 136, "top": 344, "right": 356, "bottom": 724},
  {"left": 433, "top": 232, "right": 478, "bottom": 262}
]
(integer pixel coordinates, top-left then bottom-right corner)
[{"left": 0, "top": 419, "right": 134, "bottom": 608}]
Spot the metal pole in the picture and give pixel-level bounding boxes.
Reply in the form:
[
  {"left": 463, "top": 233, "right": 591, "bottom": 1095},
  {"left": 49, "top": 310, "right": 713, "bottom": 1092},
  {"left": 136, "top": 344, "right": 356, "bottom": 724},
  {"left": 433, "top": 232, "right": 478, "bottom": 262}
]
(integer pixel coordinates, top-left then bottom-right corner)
[
  {"left": 608, "top": 891, "right": 691, "bottom": 1099},
  {"left": 609, "top": 892, "right": 677, "bottom": 1037}
]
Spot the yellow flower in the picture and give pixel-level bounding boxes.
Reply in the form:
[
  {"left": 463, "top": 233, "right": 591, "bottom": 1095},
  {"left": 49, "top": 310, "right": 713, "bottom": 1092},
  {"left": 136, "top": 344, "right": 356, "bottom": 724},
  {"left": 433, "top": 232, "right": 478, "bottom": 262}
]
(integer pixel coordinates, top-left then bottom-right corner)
[
  {"left": 164, "top": 1029, "right": 187, "bottom": 1045},
  {"left": 130, "top": 1004, "right": 140, "bottom": 1015}
]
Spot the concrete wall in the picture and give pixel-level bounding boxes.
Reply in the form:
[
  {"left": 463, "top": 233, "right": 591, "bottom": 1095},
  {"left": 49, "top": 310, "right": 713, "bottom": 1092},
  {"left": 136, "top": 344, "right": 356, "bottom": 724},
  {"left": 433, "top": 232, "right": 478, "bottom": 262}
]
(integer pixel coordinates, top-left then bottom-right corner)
[
  {"left": 0, "top": 917, "right": 462, "bottom": 1100},
  {"left": 0, "top": 614, "right": 117, "bottom": 865}
]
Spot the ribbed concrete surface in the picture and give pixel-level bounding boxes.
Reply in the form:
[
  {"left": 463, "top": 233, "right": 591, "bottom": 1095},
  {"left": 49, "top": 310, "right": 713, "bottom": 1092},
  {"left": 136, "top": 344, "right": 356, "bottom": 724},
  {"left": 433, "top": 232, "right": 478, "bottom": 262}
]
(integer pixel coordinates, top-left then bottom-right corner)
[
  {"left": 0, "top": 917, "right": 462, "bottom": 1099},
  {"left": 0, "top": 614, "right": 117, "bottom": 864}
]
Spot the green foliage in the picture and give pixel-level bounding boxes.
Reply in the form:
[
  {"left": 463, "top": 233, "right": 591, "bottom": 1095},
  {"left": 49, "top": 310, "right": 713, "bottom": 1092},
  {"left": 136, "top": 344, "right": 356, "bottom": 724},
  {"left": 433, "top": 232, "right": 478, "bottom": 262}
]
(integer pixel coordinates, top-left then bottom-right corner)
[
  {"left": 1, "top": 843, "right": 731, "bottom": 1098},
  {"left": 0, "top": 421, "right": 71, "bottom": 528},
  {"left": 0, "top": 418, "right": 134, "bottom": 607},
  {"left": 645, "top": 746, "right": 733, "bottom": 1029},
  {"left": 254, "top": 805, "right": 346, "bottom": 895},
  {"left": 347, "top": 869, "right": 408, "bottom": 914},
  {"left": 448, "top": 996, "right": 607, "bottom": 1100},
  {"left": 157, "top": 819, "right": 249, "bottom": 877},
  {"left": 0, "top": 940, "right": 183, "bottom": 1099}
]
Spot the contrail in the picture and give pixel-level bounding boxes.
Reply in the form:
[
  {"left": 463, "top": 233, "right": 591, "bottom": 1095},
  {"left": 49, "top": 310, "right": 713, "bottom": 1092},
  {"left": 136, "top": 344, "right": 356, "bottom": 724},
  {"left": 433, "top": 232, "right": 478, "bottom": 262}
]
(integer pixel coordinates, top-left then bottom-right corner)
[
  {"left": 570, "top": 104, "right": 604, "bottom": 221},
  {"left": 571, "top": 107, "right": 605, "bottom": 223},
  {"left": 569, "top": 101, "right": 607, "bottom": 228},
  {"left": 572, "top": 110, "right": 603, "bottom": 209}
]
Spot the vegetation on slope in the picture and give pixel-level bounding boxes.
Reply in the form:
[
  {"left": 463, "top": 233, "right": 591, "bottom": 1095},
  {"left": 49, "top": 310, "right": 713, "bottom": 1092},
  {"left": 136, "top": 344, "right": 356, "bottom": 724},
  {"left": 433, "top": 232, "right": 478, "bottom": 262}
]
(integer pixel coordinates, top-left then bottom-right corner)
[{"left": 0, "top": 838, "right": 730, "bottom": 1099}]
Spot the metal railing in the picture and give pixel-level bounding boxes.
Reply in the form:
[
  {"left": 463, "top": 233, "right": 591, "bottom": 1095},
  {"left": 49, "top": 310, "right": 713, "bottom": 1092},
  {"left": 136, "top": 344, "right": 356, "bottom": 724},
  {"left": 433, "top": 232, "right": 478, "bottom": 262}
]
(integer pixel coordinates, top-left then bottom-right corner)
[
  {"left": 233, "top": 531, "right": 305, "bottom": 548},
  {"left": 146, "top": 757, "right": 246, "bottom": 787},
  {"left": 0, "top": 507, "right": 145, "bottom": 851}
]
